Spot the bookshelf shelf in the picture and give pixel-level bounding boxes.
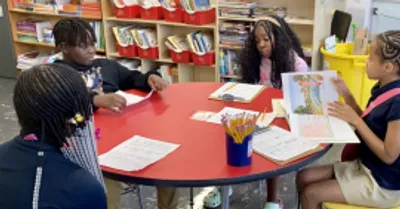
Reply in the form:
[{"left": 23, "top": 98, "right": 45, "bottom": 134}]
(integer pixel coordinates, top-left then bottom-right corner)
[
  {"left": 9, "top": 8, "right": 102, "bottom": 20},
  {"left": 104, "top": 17, "right": 216, "bottom": 29},
  {"left": 217, "top": 16, "right": 314, "bottom": 26},
  {"left": 14, "top": 39, "right": 105, "bottom": 53},
  {"left": 7, "top": 0, "right": 336, "bottom": 81},
  {"left": 220, "top": 45, "right": 243, "bottom": 50}
]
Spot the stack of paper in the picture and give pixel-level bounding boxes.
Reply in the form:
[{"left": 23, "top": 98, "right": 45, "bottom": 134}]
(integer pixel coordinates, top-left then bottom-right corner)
[
  {"left": 253, "top": 126, "right": 320, "bottom": 162},
  {"left": 115, "top": 90, "right": 153, "bottom": 106},
  {"left": 209, "top": 82, "right": 265, "bottom": 102},
  {"left": 206, "top": 107, "right": 276, "bottom": 129},
  {"left": 99, "top": 136, "right": 180, "bottom": 171}
]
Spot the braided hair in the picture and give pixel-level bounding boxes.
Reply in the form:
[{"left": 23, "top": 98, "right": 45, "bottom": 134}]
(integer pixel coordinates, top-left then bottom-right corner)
[
  {"left": 13, "top": 64, "right": 92, "bottom": 148},
  {"left": 53, "top": 17, "right": 96, "bottom": 48},
  {"left": 269, "top": 15, "right": 305, "bottom": 59},
  {"left": 377, "top": 30, "right": 400, "bottom": 75},
  {"left": 240, "top": 19, "right": 295, "bottom": 88}
]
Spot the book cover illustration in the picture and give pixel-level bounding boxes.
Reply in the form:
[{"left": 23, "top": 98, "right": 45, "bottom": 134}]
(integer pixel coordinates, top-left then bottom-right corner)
[
  {"left": 282, "top": 71, "right": 359, "bottom": 143},
  {"left": 286, "top": 73, "right": 333, "bottom": 138}
]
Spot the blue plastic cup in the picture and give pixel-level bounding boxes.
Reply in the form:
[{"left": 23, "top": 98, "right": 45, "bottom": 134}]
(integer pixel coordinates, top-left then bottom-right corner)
[{"left": 226, "top": 133, "right": 253, "bottom": 167}]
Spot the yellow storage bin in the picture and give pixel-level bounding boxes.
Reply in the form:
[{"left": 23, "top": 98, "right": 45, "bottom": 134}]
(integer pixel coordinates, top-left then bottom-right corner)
[{"left": 321, "top": 43, "right": 376, "bottom": 109}]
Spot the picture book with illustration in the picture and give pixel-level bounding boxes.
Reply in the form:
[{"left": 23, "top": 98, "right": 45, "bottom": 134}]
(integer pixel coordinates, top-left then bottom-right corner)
[{"left": 282, "top": 71, "right": 359, "bottom": 143}]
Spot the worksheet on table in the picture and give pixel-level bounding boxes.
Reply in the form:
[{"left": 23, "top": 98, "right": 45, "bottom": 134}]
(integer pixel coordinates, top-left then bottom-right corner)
[{"left": 99, "top": 135, "right": 179, "bottom": 171}]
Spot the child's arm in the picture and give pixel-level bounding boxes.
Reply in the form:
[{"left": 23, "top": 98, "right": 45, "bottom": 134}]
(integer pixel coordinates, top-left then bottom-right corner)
[
  {"left": 115, "top": 61, "right": 161, "bottom": 91},
  {"left": 355, "top": 119, "right": 400, "bottom": 164},
  {"left": 332, "top": 77, "right": 363, "bottom": 115},
  {"left": 330, "top": 99, "right": 400, "bottom": 164}
]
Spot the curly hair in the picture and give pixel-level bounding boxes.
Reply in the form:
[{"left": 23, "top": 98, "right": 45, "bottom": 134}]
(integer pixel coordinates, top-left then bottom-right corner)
[
  {"left": 239, "top": 19, "right": 295, "bottom": 88},
  {"left": 269, "top": 15, "right": 305, "bottom": 59},
  {"left": 377, "top": 30, "right": 400, "bottom": 75}
]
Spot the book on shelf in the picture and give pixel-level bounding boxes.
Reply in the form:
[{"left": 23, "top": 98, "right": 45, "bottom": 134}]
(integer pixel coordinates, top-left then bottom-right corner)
[
  {"left": 112, "top": 25, "right": 135, "bottom": 46},
  {"left": 16, "top": 19, "right": 51, "bottom": 43},
  {"left": 219, "top": 49, "right": 241, "bottom": 78},
  {"left": 180, "top": 0, "right": 210, "bottom": 12},
  {"left": 186, "top": 31, "right": 213, "bottom": 53},
  {"left": 89, "top": 21, "right": 104, "bottom": 50},
  {"left": 139, "top": 0, "right": 161, "bottom": 8},
  {"left": 130, "top": 28, "right": 157, "bottom": 48},
  {"left": 165, "top": 35, "right": 190, "bottom": 52},
  {"left": 218, "top": 2, "right": 255, "bottom": 18},
  {"left": 219, "top": 21, "right": 250, "bottom": 47},
  {"left": 160, "top": 0, "right": 179, "bottom": 9}
]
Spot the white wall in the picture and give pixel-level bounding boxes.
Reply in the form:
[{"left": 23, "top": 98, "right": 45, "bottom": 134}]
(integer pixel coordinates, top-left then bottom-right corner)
[{"left": 370, "top": 0, "right": 400, "bottom": 35}]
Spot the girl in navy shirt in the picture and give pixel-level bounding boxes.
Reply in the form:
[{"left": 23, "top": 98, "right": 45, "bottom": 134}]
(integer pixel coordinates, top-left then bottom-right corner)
[
  {"left": 0, "top": 64, "right": 107, "bottom": 209},
  {"left": 296, "top": 30, "right": 400, "bottom": 209}
]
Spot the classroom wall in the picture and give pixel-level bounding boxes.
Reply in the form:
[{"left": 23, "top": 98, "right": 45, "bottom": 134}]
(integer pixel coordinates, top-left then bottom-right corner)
[{"left": 370, "top": 0, "right": 400, "bottom": 35}]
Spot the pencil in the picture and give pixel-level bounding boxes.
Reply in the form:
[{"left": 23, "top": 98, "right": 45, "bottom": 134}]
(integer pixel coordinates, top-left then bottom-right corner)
[
  {"left": 261, "top": 107, "right": 268, "bottom": 121},
  {"left": 223, "top": 83, "right": 238, "bottom": 92}
]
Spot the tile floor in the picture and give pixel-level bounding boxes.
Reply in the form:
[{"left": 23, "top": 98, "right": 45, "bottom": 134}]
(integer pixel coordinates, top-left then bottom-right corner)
[{"left": 0, "top": 77, "right": 343, "bottom": 209}]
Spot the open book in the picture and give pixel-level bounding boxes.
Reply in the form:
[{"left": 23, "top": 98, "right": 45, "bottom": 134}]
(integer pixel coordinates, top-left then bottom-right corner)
[{"left": 281, "top": 71, "right": 359, "bottom": 144}]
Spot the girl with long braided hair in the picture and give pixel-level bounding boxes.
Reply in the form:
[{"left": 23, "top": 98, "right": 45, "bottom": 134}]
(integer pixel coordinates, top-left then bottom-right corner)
[
  {"left": 297, "top": 30, "right": 400, "bottom": 209},
  {"left": 0, "top": 64, "right": 106, "bottom": 209}
]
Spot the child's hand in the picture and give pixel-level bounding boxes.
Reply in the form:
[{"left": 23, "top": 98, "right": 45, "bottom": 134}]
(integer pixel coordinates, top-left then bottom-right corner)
[
  {"left": 332, "top": 77, "right": 351, "bottom": 98},
  {"left": 93, "top": 94, "right": 127, "bottom": 112},
  {"left": 328, "top": 101, "right": 362, "bottom": 126},
  {"left": 148, "top": 75, "right": 168, "bottom": 91}
]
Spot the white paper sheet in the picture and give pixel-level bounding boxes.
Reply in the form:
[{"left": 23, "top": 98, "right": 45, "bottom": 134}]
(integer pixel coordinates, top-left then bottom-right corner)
[
  {"left": 210, "top": 82, "right": 265, "bottom": 101},
  {"left": 206, "top": 107, "right": 276, "bottom": 128},
  {"left": 116, "top": 90, "right": 153, "bottom": 106},
  {"left": 99, "top": 135, "right": 180, "bottom": 171},
  {"left": 191, "top": 111, "right": 216, "bottom": 121},
  {"left": 253, "top": 126, "right": 320, "bottom": 162},
  {"left": 281, "top": 71, "right": 360, "bottom": 144},
  {"left": 272, "top": 99, "right": 288, "bottom": 118}
]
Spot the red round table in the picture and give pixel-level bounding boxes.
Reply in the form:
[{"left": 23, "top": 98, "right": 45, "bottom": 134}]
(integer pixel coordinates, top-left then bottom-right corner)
[{"left": 95, "top": 83, "right": 330, "bottom": 208}]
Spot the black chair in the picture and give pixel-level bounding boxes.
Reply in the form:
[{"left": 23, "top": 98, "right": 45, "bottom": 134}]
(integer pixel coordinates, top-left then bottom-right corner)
[{"left": 331, "top": 10, "right": 352, "bottom": 42}]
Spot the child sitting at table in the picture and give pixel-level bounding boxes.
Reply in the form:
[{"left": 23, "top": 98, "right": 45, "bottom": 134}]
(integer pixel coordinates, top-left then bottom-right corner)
[
  {"left": 53, "top": 17, "right": 167, "bottom": 112},
  {"left": 297, "top": 30, "right": 400, "bottom": 209},
  {"left": 52, "top": 18, "right": 178, "bottom": 209},
  {"left": 204, "top": 16, "right": 308, "bottom": 209},
  {"left": 0, "top": 64, "right": 107, "bottom": 209}
]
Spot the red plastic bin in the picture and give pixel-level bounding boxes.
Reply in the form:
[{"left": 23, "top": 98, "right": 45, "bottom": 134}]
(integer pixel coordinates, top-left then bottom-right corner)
[
  {"left": 163, "top": 7, "right": 184, "bottom": 22},
  {"left": 117, "top": 44, "right": 138, "bottom": 57},
  {"left": 184, "top": 8, "right": 216, "bottom": 25},
  {"left": 115, "top": 5, "right": 140, "bottom": 18},
  {"left": 170, "top": 50, "right": 191, "bottom": 63},
  {"left": 140, "top": 6, "right": 163, "bottom": 20},
  {"left": 191, "top": 51, "right": 215, "bottom": 66},
  {"left": 138, "top": 47, "right": 159, "bottom": 60}
]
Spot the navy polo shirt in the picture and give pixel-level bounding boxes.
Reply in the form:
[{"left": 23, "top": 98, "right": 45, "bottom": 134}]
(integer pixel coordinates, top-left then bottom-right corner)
[
  {"left": 360, "top": 80, "right": 400, "bottom": 190},
  {"left": 0, "top": 135, "right": 107, "bottom": 209}
]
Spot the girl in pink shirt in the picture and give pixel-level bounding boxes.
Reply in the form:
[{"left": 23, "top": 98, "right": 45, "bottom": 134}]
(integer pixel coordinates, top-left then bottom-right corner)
[
  {"left": 240, "top": 17, "right": 308, "bottom": 89},
  {"left": 241, "top": 16, "right": 308, "bottom": 209}
]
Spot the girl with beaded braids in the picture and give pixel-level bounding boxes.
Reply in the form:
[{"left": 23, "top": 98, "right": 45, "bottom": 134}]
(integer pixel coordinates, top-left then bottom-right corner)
[
  {"left": 296, "top": 30, "right": 400, "bottom": 209},
  {"left": 0, "top": 64, "right": 107, "bottom": 209}
]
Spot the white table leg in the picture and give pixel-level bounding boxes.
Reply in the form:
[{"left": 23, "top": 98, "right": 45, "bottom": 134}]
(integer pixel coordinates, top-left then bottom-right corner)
[{"left": 221, "top": 186, "right": 230, "bottom": 209}]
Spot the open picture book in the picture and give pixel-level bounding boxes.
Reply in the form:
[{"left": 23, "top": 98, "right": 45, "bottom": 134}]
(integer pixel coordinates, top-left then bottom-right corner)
[{"left": 281, "top": 71, "right": 360, "bottom": 144}]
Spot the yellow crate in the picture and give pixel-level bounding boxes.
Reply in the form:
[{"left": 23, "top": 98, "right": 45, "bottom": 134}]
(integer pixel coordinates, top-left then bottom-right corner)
[{"left": 321, "top": 43, "right": 377, "bottom": 109}]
